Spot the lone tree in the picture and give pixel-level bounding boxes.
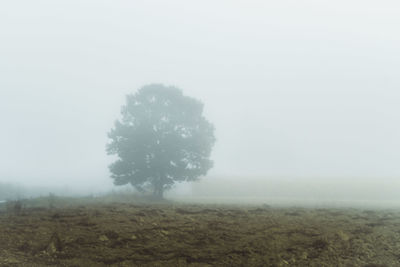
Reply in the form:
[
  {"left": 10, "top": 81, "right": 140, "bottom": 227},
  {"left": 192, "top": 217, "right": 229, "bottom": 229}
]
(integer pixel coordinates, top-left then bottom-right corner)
[{"left": 107, "top": 84, "right": 215, "bottom": 199}]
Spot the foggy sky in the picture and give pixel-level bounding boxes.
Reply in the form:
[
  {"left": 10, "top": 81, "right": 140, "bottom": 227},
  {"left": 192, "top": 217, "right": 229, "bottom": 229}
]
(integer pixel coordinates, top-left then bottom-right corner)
[{"left": 1, "top": 0, "right": 400, "bottom": 190}]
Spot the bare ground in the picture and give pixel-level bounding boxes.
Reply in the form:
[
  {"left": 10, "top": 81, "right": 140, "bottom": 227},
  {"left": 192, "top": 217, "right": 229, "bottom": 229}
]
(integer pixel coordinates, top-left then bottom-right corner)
[{"left": 0, "top": 202, "right": 399, "bottom": 266}]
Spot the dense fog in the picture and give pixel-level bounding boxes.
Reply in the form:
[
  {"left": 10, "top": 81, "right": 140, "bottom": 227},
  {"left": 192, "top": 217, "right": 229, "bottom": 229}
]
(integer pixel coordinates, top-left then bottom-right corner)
[{"left": 1, "top": 0, "right": 400, "bottom": 205}]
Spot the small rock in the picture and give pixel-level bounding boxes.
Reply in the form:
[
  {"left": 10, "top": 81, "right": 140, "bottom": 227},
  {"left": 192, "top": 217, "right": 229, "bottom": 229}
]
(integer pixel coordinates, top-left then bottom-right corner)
[
  {"left": 5, "top": 258, "right": 20, "bottom": 264},
  {"left": 46, "top": 232, "right": 62, "bottom": 254},
  {"left": 131, "top": 234, "right": 138, "bottom": 240},
  {"left": 337, "top": 230, "right": 350, "bottom": 241},
  {"left": 161, "top": 230, "right": 169, "bottom": 235},
  {"left": 99, "top": 235, "right": 109, "bottom": 241},
  {"left": 46, "top": 242, "right": 57, "bottom": 254}
]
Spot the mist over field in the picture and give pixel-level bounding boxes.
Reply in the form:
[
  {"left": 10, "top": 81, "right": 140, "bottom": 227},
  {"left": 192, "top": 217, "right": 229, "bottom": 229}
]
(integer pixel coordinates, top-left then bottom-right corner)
[
  {"left": 2, "top": 2, "right": 400, "bottom": 266},
  {"left": 1, "top": 0, "right": 400, "bottom": 207}
]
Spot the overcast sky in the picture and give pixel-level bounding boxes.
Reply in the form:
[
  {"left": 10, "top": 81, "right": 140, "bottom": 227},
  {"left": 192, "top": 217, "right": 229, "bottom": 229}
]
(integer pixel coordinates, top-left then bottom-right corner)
[{"left": 1, "top": 0, "right": 400, "bottom": 190}]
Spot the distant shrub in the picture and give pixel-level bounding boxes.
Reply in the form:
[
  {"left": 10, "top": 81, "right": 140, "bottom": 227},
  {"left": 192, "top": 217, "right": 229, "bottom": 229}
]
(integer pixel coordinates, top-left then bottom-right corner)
[
  {"left": 6, "top": 200, "right": 23, "bottom": 215},
  {"left": 48, "top": 193, "right": 56, "bottom": 209}
]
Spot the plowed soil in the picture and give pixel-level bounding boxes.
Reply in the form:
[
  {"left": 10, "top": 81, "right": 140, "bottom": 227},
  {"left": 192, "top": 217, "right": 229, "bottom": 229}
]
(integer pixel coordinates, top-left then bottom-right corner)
[{"left": 1, "top": 203, "right": 399, "bottom": 266}]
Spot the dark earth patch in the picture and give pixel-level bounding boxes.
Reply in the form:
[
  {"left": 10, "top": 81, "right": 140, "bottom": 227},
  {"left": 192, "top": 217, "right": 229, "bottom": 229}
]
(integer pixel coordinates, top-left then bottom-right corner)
[{"left": 0, "top": 203, "right": 399, "bottom": 266}]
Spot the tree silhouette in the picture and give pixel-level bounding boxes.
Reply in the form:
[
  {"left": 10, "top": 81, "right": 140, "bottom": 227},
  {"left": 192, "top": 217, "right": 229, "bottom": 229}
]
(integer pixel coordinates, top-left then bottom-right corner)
[{"left": 107, "top": 84, "right": 215, "bottom": 199}]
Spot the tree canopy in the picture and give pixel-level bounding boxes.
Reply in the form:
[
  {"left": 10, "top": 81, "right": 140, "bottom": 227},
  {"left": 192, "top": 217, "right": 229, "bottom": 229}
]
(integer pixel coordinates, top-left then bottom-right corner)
[{"left": 107, "top": 84, "right": 215, "bottom": 198}]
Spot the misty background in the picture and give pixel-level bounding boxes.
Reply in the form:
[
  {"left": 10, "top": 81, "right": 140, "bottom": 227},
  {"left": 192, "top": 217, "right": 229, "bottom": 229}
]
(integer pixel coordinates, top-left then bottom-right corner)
[{"left": 1, "top": 1, "right": 400, "bottom": 205}]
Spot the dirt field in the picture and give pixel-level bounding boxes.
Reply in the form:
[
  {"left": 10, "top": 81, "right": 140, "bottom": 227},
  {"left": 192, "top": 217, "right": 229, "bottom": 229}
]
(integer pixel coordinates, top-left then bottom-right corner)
[{"left": 0, "top": 201, "right": 399, "bottom": 266}]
